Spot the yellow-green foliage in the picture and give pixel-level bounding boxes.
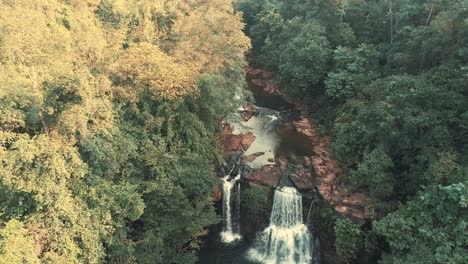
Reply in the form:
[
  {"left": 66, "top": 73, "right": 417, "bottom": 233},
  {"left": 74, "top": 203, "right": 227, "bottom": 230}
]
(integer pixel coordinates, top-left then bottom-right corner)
[
  {"left": 0, "top": 0, "right": 249, "bottom": 262},
  {"left": 0, "top": 220, "right": 40, "bottom": 264},
  {"left": 111, "top": 42, "right": 198, "bottom": 100}
]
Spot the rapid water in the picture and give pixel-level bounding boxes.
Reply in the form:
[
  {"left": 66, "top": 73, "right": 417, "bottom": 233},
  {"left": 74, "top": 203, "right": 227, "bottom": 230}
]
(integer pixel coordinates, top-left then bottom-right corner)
[
  {"left": 248, "top": 187, "right": 312, "bottom": 264},
  {"left": 221, "top": 173, "right": 242, "bottom": 243},
  {"left": 231, "top": 108, "right": 279, "bottom": 169},
  {"left": 199, "top": 81, "right": 318, "bottom": 262}
]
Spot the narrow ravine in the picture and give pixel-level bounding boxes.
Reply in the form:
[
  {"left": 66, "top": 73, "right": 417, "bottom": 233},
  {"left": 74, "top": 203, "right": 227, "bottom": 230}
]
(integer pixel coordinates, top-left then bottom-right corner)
[
  {"left": 199, "top": 64, "right": 317, "bottom": 263},
  {"left": 199, "top": 62, "right": 369, "bottom": 263},
  {"left": 244, "top": 67, "right": 370, "bottom": 219}
]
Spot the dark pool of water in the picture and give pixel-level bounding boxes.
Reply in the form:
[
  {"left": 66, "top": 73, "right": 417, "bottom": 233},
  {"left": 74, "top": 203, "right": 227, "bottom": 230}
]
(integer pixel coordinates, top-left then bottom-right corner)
[
  {"left": 275, "top": 122, "right": 316, "bottom": 162},
  {"left": 198, "top": 88, "right": 319, "bottom": 263},
  {"left": 249, "top": 86, "right": 294, "bottom": 111},
  {"left": 197, "top": 225, "right": 258, "bottom": 264}
]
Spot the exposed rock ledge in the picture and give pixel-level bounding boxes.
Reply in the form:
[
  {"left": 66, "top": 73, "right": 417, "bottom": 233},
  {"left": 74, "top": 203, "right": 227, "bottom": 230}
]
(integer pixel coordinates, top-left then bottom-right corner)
[
  {"left": 245, "top": 66, "right": 371, "bottom": 220},
  {"left": 213, "top": 66, "right": 370, "bottom": 220},
  {"left": 219, "top": 123, "right": 256, "bottom": 153}
]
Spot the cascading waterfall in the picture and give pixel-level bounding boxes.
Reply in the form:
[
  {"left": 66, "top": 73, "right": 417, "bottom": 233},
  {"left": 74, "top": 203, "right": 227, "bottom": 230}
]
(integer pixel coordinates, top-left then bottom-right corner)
[
  {"left": 220, "top": 173, "right": 242, "bottom": 243},
  {"left": 248, "top": 187, "right": 312, "bottom": 264}
]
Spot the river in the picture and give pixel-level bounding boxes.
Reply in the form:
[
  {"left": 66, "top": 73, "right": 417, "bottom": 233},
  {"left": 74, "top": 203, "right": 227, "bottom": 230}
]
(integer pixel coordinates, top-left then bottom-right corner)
[{"left": 197, "top": 66, "right": 321, "bottom": 264}]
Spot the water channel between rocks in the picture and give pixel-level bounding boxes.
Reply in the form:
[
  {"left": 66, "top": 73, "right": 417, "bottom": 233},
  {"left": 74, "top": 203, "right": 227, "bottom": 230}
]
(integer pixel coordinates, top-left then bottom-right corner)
[{"left": 198, "top": 75, "right": 319, "bottom": 263}]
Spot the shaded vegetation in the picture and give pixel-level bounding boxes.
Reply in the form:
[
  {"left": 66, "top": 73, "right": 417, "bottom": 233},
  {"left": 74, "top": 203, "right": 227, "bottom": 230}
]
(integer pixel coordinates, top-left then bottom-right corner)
[{"left": 238, "top": 0, "right": 467, "bottom": 263}]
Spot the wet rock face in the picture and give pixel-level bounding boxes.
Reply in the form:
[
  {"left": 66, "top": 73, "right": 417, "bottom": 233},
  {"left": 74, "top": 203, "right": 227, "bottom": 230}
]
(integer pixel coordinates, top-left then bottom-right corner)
[
  {"left": 242, "top": 151, "right": 265, "bottom": 164},
  {"left": 221, "top": 124, "right": 256, "bottom": 153},
  {"left": 224, "top": 134, "right": 243, "bottom": 152},
  {"left": 212, "top": 183, "right": 223, "bottom": 202},
  {"left": 241, "top": 133, "right": 256, "bottom": 151},
  {"left": 289, "top": 165, "right": 314, "bottom": 192},
  {"left": 244, "top": 165, "right": 282, "bottom": 187},
  {"left": 216, "top": 65, "right": 370, "bottom": 220},
  {"left": 244, "top": 66, "right": 370, "bottom": 220}
]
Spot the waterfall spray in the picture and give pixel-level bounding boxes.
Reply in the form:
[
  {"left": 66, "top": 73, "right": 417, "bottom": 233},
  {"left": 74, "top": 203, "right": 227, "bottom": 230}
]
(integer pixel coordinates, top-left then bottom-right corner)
[
  {"left": 248, "top": 186, "right": 312, "bottom": 263},
  {"left": 221, "top": 173, "right": 242, "bottom": 243}
]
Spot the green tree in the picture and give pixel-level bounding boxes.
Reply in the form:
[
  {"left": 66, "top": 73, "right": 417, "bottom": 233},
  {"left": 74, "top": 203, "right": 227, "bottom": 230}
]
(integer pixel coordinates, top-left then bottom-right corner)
[
  {"left": 375, "top": 182, "right": 468, "bottom": 264},
  {"left": 278, "top": 20, "right": 331, "bottom": 95},
  {"left": 325, "top": 44, "right": 380, "bottom": 102},
  {"left": 334, "top": 218, "right": 362, "bottom": 263},
  {"left": 353, "top": 147, "right": 394, "bottom": 199}
]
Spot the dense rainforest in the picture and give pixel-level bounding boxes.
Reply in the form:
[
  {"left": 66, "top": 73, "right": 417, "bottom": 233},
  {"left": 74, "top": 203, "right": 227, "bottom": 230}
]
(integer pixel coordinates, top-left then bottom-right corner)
[
  {"left": 0, "top": 0, "right": 249, "bottom": 263},
  {"left": 0, "top": 0, "right": 467, "bottom": 264},
  {"left": 237, "top": 0, "right": 467, "bottom": 263}
]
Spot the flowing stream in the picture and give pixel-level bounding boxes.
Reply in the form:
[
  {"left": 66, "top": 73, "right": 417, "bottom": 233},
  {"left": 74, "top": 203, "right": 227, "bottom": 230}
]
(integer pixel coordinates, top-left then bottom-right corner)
[
  {"left": 198, "top": 70, "right": 317, "bottom": 263},
  {"left": 248, "top": 187, "right": 312, "bottom": 264},
  {"left": 221, "top": 173, "right": 242, "bottom": 243},
  {"left": 231, "top": 107, "right": 279, "bottom": 169}
]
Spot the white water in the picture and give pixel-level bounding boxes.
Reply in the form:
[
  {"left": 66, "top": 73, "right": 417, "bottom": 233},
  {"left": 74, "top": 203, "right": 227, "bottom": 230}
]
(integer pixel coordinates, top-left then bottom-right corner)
[
  {"left": 220, "top": 173, "right": 242, "bottom": 243},
  {"left": 232, "top": 113, "right": 279, "bottom": 169},
  {"left": 248, "top": 187, "right": 312, "bottom": 264}
]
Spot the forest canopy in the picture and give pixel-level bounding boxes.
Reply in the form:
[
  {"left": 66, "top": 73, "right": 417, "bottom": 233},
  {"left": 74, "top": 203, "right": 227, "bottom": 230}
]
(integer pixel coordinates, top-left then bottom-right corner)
[
  {"left": 1, "top": 0, "right": 467, "bottom": 263},
  {"left": 237, "top": 0, "right": 467, "bottom": 263},
  {"left": 0, "top": 0, "right": 249, "bottom": 263}
]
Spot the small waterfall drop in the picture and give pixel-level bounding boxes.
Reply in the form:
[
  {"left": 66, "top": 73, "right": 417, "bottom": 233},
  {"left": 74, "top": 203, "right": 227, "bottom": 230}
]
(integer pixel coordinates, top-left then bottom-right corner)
[
  {"left": 248, "top": 187, "right": 312, "bottom": 264},
  {"left": 221, "top": 173, "right": 242, "bottom": 243}
]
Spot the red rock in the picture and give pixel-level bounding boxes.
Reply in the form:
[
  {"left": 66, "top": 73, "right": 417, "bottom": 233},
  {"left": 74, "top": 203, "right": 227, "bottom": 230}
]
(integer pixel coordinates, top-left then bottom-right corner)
[
  {"left": 242, "top": 151, "right": 265, "bottom": 164},
  {"left": 250, "top": 78, "right": 265, "bottom": 88},
  {"left": 222, "top": 128, "right": 257, "bottom": 153},
  {"left": 212, "top": 183, "right": 222, "bottom": 202},
  {"left": 264, "top": 82, "right": 278, "bottom": 95},
  {"left": 242, "top": 155, "right": 257, "bottom": 164},
  {"left": 224, "top": 134, "right": 243, "bottom": 152},
  {"left": 241, "top": 132, "right": 256, "bottom": 151},
  {"left": 246, "top": 68, "right": 263, "bottom": 77},
  {"left": 242, "top": 65, "right": 370, "bottom": 220},
  {"left": 261, "top": 71, "right": 274, "bottom": 79},
  {"left": 245, "top": 166, "right": 282, "bottom": 187},
  {"left": 290, "top": 167, "right": 314, "bottom": 191}
]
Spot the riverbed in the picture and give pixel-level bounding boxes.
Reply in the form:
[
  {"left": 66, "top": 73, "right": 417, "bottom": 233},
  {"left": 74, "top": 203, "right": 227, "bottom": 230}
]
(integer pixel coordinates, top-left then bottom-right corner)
[{"left": 197, "top": 66, "right": 320, "bottom": 263}]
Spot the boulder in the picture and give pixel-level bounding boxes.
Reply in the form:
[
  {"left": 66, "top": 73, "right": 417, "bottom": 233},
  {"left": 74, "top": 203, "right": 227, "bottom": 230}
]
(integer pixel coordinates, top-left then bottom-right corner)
[
  {"left": 242, "top": 151, "right": 265, "bottom": 164},
  {"left": 244, "top": 165, "right": 282, "bottom": 187},
  {"left": 224, "top": 134, "right": 243, "bottom": 152},
  {"left": 289, "top": 166, "right": 314, "bottom": 191},
  {"left": 241, "top": 132, "right": 256, "bottom": 151}
]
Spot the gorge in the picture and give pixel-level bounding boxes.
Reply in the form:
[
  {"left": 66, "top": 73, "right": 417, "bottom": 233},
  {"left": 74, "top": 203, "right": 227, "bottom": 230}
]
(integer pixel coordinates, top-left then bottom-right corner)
[
  {"left": 199, "top": 65, "right": 335, "bottom": 263},
  {"left": 0, "top": 1, "right": 465, "bottom": 263}
]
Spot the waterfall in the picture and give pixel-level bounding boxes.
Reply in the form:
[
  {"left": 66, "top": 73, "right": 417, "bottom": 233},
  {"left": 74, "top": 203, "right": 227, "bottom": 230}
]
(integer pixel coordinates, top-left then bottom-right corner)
[
  {"left": 220, "top": 173, "right": 242, "bottom": 243},
  {"left": 248, "top": 187, "right": 312, "bottom": 264}
]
